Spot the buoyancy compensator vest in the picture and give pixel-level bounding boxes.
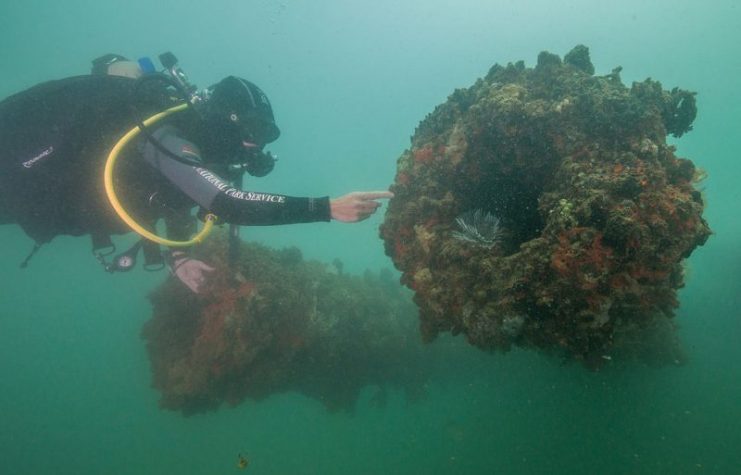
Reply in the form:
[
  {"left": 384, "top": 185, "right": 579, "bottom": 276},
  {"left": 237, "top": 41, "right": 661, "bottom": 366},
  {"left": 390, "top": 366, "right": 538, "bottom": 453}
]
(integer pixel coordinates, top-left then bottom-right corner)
[{"left": 0, "top": 74, "right": 175, "bottom": 247}]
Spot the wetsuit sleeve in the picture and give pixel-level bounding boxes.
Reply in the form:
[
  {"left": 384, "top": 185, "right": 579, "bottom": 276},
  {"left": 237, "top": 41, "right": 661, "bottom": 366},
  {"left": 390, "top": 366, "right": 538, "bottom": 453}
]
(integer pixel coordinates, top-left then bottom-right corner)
[{"left": 139, "top": 126, "right": 332, "bottom": 225}]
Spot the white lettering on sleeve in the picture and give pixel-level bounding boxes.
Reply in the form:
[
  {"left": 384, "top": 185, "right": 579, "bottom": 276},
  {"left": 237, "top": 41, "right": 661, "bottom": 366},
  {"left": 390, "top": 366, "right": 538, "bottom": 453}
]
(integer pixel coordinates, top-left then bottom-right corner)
[
  {"left": 226, "top": 189, "right": 285, "bottom": 203},
  {"left": 195, "top": 167, "right": 230, "bottom": 191},
  {"left": 196, "top": 168, "right": 286, "bottom": 203}
]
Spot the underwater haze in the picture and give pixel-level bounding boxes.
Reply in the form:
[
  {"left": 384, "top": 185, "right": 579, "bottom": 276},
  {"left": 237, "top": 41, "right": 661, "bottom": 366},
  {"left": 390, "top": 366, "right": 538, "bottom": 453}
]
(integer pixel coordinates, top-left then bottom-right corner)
[{"left": 1, "top": 0, "right": 740, "bottom": 474}]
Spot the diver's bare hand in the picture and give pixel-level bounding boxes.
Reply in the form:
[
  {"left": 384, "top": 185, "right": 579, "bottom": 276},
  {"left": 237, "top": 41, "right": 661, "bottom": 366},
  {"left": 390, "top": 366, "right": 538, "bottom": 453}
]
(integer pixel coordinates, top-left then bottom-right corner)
[
  {"left": 330, "top": 191, "right": 394, "bottom": 222},
  {"left": 169, "top": 252, "right": 215, "bottom": 293}
]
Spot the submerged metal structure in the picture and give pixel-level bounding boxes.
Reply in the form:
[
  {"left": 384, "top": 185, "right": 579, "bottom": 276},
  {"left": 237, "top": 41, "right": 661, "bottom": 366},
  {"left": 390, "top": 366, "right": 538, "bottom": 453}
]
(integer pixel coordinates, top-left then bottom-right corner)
[
  {"left": 381, "top": 46, "right": 710, "bottom": 366},
  {"left": 143, "top": 234, "right": 428, "bottom": 414}
]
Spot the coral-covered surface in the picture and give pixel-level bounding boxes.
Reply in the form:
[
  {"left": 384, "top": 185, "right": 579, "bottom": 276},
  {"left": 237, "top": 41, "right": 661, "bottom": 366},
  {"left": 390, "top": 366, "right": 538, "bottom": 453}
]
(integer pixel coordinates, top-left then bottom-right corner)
[
  {"left": 142, "top": 234, "right": 427, "bottom": 415},
  {"left": 380, "top": 46, "right": 711, "bottom": 366}
]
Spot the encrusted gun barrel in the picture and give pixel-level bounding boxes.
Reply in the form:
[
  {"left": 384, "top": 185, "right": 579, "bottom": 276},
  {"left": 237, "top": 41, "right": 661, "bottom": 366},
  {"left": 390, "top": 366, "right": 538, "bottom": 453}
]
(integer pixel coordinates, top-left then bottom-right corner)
[
  {"left": 142, "top": 233, "right": 428, "bottom": 415},
  {"left": 380, "top": 45, "right": 710, "bottom": 366}
]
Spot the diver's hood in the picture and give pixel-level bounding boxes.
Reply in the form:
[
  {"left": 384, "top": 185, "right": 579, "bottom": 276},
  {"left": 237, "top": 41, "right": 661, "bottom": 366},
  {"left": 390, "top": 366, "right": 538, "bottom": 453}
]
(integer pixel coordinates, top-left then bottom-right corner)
[{"left": 204, "top": 76, "right": 280, "bottom": 147}]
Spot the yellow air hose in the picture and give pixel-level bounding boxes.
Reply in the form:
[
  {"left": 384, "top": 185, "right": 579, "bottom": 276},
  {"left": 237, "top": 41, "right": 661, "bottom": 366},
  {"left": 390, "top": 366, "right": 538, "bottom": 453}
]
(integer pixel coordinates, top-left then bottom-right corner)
[{"left": 104, "top": 103, "right": 216, "bottom": 247}]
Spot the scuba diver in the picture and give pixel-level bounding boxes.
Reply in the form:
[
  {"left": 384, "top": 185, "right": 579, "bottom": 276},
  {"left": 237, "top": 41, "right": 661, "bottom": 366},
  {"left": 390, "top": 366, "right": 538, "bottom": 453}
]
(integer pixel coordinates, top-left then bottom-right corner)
[{"left": 0, "top": 52, "right": 392, "bottom": 293}]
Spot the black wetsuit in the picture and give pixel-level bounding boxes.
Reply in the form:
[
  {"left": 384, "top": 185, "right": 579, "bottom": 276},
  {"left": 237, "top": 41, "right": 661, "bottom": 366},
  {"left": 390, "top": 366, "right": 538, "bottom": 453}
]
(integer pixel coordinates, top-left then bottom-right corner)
[
  {"left": 139, "top": 126, "right": 330, "bottom": 227},
  {"left": 0, "top": 75, "right": 330, "bottom": 261}
]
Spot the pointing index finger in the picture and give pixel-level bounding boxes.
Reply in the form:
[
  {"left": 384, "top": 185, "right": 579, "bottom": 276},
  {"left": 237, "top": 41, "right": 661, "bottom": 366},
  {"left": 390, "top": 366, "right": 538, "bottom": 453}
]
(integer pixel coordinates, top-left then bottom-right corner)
[{"left": 356, "top": 191, "right": 394, "bottom": 201}]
